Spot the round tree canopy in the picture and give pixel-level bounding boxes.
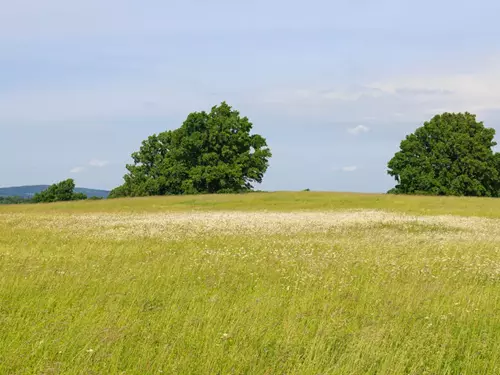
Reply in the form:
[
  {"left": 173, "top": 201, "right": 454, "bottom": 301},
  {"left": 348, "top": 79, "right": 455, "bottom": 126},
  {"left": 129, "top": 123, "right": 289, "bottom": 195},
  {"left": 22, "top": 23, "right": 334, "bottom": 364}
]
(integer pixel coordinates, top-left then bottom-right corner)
[
  {"left": 387, "top": 112, "right": 500, "bottom": 197},
  {"left": 110, "top": 102, "right": 272, "bottom": 197}
]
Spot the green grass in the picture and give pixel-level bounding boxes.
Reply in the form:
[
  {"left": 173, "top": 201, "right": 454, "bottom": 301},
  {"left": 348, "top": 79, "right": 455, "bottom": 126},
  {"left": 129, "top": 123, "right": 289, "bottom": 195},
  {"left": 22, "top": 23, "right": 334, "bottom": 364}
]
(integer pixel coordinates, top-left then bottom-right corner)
[
  {"left": 3, "top": 191, "right": 500, "bottom": 217},
  {"left": 1, "top": 192, "right": 500, "bottom": 374}
]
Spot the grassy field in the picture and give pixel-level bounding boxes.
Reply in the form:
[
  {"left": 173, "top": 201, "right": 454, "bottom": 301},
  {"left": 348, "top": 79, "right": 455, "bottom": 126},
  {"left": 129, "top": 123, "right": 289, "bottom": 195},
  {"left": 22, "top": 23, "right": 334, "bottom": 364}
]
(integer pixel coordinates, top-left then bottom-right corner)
[{"left": 1, "top": 192, "right": 500, "bottom": 374}]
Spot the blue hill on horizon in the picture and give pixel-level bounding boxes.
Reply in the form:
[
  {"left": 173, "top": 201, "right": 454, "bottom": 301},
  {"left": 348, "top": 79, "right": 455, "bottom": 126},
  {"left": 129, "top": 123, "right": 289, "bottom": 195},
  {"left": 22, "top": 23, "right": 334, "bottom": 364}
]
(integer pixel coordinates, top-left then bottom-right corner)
[{"left": 0, "top": 185, "right": 110, "bottom": 199}]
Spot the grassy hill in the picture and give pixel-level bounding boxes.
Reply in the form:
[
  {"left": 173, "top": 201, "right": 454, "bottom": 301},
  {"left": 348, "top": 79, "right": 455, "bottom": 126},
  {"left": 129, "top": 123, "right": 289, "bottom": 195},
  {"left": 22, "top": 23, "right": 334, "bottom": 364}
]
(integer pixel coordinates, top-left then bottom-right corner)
[
  {"left": 0, "top": 185, "right": 109, "bottom": 198},
  {"left": 1, "top": 192, "right": 500, "bottom": 373},
  {"left": 2, "top": 191, "right": 500, "bottom": 218}
]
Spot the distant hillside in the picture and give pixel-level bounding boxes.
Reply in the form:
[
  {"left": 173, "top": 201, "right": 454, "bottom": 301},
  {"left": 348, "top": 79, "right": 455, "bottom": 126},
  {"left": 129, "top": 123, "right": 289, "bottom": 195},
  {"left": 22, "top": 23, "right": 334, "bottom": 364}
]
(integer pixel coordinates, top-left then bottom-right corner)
[{"left": 0, "top": 185, "right": 110, "bottom": 199}]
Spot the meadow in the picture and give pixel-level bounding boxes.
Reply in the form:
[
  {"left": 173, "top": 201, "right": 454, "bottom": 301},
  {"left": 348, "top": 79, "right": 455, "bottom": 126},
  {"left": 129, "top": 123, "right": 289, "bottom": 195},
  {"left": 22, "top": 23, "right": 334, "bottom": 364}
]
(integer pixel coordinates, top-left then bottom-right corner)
[{"left": 1, "top": 192, "right": 500, "bottom": 374}]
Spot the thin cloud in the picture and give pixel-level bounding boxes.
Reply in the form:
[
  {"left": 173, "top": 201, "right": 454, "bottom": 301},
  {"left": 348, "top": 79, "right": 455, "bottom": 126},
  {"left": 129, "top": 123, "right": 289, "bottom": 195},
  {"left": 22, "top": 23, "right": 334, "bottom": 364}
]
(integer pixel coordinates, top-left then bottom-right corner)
[
  {"left": 341, "top": 166, "right": 358, "bottom": 172},
  {"left": 70, "top": 166, "right": 85, "bottom": 173},
  {"left": 347, "top": 125, "right": 370, "bottom": 135},
  {"left": 89, "top": 159, "right": 109, "bottom": 167}
]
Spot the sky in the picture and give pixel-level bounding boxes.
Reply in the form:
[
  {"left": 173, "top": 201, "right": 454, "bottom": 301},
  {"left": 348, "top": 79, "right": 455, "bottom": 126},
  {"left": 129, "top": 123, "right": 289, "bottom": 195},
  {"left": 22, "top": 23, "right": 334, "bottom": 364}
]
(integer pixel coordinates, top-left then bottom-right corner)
[{"left": 1, "top": 0, "right": 500, "bottom": 193}]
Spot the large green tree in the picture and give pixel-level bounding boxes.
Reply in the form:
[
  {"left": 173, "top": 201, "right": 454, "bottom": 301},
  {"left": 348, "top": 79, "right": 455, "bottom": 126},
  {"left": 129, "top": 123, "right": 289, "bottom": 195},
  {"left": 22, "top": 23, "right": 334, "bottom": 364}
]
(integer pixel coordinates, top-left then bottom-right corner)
[
  {"left": 33, "top": 179, "right": 87, "bottom": 203},
  {"left": 110, "top": 102, "right": 272, "bottom": 197},
  {"left": 387, "top": 112, "right": 500, "bottom": 197}
]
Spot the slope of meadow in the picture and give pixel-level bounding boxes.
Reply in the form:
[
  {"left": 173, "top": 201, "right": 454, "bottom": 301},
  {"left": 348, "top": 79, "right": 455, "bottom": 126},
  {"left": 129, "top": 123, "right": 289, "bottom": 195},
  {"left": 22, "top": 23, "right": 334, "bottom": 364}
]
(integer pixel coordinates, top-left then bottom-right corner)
[{"left": 1, "top": 192, "right": 500, "bottom": 374}]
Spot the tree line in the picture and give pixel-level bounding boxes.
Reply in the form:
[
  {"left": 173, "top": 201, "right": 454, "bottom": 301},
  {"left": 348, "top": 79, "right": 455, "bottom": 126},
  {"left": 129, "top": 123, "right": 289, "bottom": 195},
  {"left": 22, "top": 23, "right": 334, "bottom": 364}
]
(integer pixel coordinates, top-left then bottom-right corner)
[
  {"left": 3, "top": 102, "right": 500, "bottom": 205},
  {"left": 0, "top": 179, "right": 103, "bottom": 204}
]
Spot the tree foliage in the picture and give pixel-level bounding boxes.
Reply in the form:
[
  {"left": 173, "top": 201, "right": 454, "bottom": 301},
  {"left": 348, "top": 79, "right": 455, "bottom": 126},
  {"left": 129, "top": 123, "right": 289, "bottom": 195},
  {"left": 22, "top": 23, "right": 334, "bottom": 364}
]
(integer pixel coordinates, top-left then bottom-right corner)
[
  {"left": 110, "top": 102, "right": 272, "bottom": 197},
  {"left": 0, "top": 196, "right": 32, "bottom": 205},
  {"left": 33, "top": 179, "right": 87, "bottom": 203},
  {"left": 387, "top": 112, "right": 500, "bottom": 197}
]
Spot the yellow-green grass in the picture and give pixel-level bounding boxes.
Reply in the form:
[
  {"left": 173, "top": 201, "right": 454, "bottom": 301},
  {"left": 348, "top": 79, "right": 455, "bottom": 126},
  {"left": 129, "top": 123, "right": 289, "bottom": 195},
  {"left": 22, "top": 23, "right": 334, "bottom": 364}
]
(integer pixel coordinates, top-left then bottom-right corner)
[
  {"left": 3, "top": 191, "right": 500, "bottom": 217},
  {"left": 1, "top": 192, "right": 500, "bottom": 374}
]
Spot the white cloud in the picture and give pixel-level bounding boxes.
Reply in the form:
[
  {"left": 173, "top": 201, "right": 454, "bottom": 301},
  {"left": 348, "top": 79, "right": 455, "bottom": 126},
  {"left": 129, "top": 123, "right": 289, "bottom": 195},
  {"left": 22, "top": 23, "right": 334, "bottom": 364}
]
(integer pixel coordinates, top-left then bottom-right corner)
[
  {"left": 255, "top": 56, "right": 500, "bottom": 124},
  {"left": 322, "top": 87, "right": 384, "bottom": 101},
  {"left": 261, "top": 86, "right": 384, "bottom": 105},
  {"left": 368, "top": 57, "right": 500, "bottom": 114},
  {"left": 347, "top": 125, "right": 370, "bottom": 135},
  {"left": 89, "top": 159, "right": 109, "bottom": 168},
  {"left": 2, "top": 49, "right": 500, "bottom": 130},
  {"left": 70, "top": 166, "right": 85, "bottom": 174},
  {"left": 341, "top": 166, "right": 358, "bottom": 172}
]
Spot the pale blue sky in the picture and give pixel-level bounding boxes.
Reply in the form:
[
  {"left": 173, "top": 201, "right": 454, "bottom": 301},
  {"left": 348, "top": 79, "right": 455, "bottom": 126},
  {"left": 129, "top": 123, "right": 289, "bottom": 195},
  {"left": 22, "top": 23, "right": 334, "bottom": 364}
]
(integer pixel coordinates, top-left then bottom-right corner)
[{"left": 1, "top": 0, "right": 500, "bottom": 192}]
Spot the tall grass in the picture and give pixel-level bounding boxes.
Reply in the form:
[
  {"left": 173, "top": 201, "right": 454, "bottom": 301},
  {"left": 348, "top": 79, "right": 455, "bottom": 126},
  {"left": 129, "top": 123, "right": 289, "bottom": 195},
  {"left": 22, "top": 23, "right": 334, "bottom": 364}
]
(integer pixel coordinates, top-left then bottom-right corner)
[{"left": 1, "top": 192, "right": 500, "bottom": 374}]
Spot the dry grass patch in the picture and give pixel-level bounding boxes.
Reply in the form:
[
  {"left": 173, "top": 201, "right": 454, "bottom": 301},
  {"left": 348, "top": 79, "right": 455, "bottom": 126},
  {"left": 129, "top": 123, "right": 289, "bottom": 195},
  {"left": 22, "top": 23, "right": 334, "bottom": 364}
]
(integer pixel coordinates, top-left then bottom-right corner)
[{"left": 2, "top": 209, "right": 500, "bottom": 242}]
